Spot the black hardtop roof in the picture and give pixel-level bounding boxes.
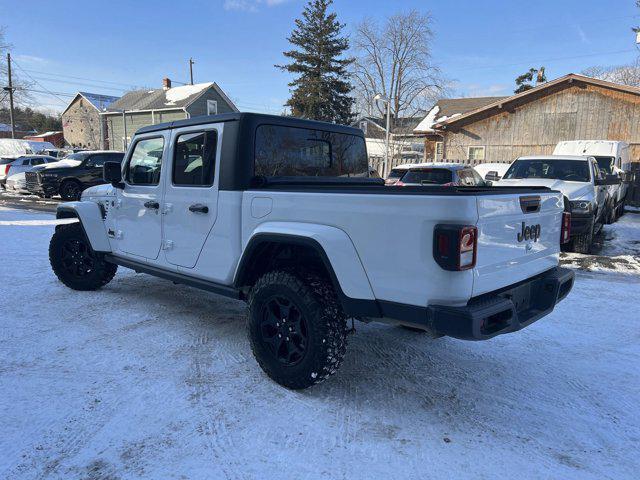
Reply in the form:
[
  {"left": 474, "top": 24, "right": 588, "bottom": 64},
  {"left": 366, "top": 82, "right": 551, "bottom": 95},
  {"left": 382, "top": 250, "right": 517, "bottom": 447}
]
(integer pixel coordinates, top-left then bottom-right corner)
[{"left": 135, "top": 112, "right": 364, "bottom": 137}]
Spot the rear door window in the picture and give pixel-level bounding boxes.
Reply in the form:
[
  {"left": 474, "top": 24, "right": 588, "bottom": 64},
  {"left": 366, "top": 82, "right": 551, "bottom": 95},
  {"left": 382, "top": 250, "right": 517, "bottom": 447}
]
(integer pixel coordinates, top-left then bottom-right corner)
[
  {"left": 172, "top": 130, "right": 217, "bottom": 186},
  {"left": 254, "top": 124, "right": 368, "bottom": 177}
]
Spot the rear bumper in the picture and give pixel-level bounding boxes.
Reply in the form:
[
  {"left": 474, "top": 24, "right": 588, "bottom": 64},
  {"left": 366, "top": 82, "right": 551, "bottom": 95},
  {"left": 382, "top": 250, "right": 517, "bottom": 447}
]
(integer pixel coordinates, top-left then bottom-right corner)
[{"left": 428, "top": 267, "right": 574, "bottom": 340}]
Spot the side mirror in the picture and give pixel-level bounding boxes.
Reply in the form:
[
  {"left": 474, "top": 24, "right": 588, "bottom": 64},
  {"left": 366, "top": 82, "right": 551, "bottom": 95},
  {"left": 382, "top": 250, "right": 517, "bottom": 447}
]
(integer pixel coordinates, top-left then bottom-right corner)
[
  {"left": 103, "top": 161, "right": 124, "bottom": 188},
  {"left": 595, "top": 174, "right": 621, "bottom": 186},
  {"left": 485, "top": 171, "right": 501, "bottom": 182}
]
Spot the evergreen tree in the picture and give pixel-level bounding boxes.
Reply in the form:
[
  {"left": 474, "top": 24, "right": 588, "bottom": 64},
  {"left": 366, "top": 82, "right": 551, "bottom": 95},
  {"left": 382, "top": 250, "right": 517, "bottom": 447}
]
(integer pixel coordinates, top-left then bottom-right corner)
[
  {"left": 277, "top": 0, "right": 354, "bottom": 124},
  {"left": 514, "top": 67, "right": 547, "bottom": 94}
]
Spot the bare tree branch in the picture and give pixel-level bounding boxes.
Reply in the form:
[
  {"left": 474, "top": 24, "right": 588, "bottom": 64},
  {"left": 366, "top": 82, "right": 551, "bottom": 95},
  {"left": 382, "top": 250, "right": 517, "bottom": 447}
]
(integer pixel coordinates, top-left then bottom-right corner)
[{"left": 352, "top": 10, "right": 445, "bottom": 130}]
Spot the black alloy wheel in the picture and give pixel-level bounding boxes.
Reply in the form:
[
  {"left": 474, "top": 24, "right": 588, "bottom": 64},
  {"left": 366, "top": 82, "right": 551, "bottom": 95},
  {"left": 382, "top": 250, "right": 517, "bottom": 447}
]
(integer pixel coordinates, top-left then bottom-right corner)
[
  {"left": 60, "top": 237, "right": 96, "bottom": 278},
  {"left": 49, "top": 223, "right": 118, "bottom": 290},
  {"left": 260, "top": 296, "right": 309, "bottom": 366}
]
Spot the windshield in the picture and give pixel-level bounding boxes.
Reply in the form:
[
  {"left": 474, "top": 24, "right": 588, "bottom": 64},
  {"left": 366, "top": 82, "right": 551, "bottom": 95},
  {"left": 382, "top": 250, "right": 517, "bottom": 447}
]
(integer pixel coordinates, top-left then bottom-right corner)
[
  {"left": 594, "top": 156, "right": 615, "bottom": 175},
  {"left": 0, "top": 157, "right": 17, "bottom": 165},
  {"left": 503, "top": 159, "right": 590, "bottom": 182},
  {"left": 400, "top": 168, "right": 453, "bottom": 185}
]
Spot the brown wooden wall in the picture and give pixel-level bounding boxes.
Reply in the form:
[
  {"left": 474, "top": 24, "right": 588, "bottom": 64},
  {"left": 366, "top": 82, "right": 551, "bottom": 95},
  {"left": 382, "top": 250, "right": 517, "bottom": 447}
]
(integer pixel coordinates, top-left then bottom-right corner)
[{"left": 443, "top": 84, "right": 640, "bottom": 163}]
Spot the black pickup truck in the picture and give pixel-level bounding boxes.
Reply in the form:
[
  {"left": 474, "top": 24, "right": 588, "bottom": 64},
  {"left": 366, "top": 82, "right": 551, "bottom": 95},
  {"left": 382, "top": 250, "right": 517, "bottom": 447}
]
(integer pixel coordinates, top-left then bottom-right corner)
[{"left": 25, "top": 150, "right": 124, "bottom": 200}]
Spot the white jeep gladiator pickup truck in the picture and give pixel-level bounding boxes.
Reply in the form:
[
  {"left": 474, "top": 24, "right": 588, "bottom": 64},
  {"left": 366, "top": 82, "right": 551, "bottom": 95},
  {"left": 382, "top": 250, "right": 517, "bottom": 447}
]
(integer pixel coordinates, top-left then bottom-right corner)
[{"left": 49, "top": 113, "right": 574, "bottom": 389}]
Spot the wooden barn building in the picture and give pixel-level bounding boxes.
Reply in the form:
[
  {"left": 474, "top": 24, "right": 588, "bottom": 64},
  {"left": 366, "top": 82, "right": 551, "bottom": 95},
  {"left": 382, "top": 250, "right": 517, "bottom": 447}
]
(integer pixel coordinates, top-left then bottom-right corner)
[{"left": 415, "top": 74, "right": 640, "bottom": 164}]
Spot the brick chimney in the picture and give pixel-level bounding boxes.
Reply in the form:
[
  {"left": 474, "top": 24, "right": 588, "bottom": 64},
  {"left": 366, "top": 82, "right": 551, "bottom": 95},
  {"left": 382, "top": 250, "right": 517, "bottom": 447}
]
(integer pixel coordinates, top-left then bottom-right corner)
[{"left": 162, "top": 77, "right": 172, "bottom": 90}]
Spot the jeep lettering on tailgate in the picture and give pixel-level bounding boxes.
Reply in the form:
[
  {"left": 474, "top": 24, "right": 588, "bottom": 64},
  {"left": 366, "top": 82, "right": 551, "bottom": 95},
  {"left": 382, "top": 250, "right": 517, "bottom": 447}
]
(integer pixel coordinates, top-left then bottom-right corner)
[{"left": 517, "top": 222, "right": 541, "bottom": 242}]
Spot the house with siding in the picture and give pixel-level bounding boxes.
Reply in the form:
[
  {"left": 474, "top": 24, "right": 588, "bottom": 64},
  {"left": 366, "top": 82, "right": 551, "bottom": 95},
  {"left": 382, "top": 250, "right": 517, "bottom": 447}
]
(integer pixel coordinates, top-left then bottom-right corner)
[
  {"left": 61, "top": 92, "right": 120, "bottom": 149},
  {"left": 103, "top": 78, "right": 238, "bottom": 151},
  {"left": 413, "top": 96, "right": 506, "bottom": 161},
  {"left": 419, "top": 74, "right": 640, "bottom": 165}
]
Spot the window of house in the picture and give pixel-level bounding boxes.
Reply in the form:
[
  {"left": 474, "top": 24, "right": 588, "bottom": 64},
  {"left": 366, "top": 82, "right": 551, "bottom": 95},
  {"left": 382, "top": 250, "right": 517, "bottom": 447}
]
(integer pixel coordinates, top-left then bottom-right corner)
[
  {"left": 254, "top": 124, "right": 368, "bottom": 177},
  {"left": 172, "top": 130, "right": 217, "bottom": 186},
  {"left": 435, "top": 142, "right": 443, "bottom": 160},
  {"left": 207, "top": 100, "right": 218, "bottom": 116},
  {"left": 358, "top": 121, "right": 368, "bottom": 135},
  {"left": 468, "top": 146, "right": 485, "bottom": 161},
  {"left": 126, "top": 137, "right": 165, "bottom": 185}
]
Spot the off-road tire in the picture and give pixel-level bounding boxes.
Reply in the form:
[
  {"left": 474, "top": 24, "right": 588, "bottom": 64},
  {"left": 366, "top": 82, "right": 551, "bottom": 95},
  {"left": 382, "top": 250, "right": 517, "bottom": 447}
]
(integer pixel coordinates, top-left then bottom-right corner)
[
  {"left": 247, "top": 270, "right": 348, "bottom": 389},
  {"left": 49, "top": 223, "right": 117, "bottom": 290},
  {"left": 59, "top": 180, "right": 83, "bottom": 201}
]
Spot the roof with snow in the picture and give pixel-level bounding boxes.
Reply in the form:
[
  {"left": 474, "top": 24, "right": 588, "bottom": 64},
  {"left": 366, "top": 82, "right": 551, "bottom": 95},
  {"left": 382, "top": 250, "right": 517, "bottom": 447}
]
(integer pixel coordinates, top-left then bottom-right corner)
[
  {"left": 414, "top": 97, "right": 507, "bottom": 133},
  {"left": 104, "top": 82, "right": 237, "bottom": 113},
  {"left": 25, "top": 131, "right": 63, "bottom": 138},
  {"left": 430, "top": 73, "right": 640, "bottom": 131}
]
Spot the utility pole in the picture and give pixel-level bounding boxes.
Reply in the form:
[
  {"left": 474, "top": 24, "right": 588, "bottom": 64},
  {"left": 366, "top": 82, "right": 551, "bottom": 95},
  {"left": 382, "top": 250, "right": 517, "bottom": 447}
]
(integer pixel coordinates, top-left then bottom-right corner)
[
  {"left": 189, "top": 58, "right": 195, "bottom": 85},
  {"left": 4, "top": 53, "right": 16, "bottom": 139}
]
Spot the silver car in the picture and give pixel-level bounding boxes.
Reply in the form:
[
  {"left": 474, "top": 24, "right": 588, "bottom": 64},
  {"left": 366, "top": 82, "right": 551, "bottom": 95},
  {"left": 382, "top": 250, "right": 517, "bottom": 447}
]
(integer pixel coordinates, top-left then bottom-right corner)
[
  {"left": 0, "top": 155, "right": 58, "bottom": 190},
  {"left": 395, "top": 163, "right": 486, "bottom": 187}
]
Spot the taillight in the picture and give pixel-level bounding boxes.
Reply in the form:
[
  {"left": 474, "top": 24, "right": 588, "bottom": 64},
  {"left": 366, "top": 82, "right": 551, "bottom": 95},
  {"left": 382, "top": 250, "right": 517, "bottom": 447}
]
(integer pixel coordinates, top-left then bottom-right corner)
[
  {"left": 561, "top": 212, "right": 571, "bottom": 244},
  {"left": 433, "top": 225, "right": 478, "bottom": 271},
  {"left": 3, "top": 165, "right": 10, "bottom": 176}
]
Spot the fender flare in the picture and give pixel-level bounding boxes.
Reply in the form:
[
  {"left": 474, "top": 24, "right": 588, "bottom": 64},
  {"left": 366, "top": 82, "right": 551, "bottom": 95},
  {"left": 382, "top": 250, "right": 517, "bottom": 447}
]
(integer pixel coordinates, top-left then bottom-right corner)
[
  {"left": 56, "top": 202, "right": 111, "bottom": 252},
  {"left": 235, "top": 222, "right": 380, "bottom": 317}
]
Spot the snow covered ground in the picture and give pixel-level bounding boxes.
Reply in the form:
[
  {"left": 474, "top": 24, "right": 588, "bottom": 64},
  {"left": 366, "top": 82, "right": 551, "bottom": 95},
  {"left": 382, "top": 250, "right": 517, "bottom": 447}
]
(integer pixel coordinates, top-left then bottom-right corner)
[{"left": 1, "top": 206, "right": 639, "bottom": 480}]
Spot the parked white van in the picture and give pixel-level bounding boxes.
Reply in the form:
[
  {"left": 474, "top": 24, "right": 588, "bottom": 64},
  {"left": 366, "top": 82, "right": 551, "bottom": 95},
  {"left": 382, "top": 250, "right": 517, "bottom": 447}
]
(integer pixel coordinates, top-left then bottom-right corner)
[{"left": 553, "top": 141, "right": 633, "bottom": 221}]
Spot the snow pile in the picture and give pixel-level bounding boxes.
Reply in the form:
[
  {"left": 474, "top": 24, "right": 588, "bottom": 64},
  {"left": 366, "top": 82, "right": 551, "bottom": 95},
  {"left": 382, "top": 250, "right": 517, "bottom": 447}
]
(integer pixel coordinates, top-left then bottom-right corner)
[
  {"left": 0, "top": 139, "right": 56, "bottom": 156},
  {"left": 560, "top": 211, "right": 640, "bottom": 275},
  {"left": 164, "top": 82, "right": 213, "bottom": 106},
  {"left": 414, "top": 106, "right": 462, "bottom": 133}
]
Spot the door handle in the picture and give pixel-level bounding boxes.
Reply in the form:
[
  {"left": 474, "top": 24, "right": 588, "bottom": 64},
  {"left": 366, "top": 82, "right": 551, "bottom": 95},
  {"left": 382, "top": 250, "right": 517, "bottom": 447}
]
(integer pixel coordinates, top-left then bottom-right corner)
[
  {"left": 188, "top": 203, "right": 209, "bottom": 214},
  {"left": 144, "top": 201, "right": 159, "bottom": 209}
]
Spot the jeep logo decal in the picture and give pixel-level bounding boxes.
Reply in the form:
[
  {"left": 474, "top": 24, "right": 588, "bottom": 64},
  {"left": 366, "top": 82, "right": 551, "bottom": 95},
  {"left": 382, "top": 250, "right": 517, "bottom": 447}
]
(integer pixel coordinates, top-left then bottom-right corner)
[{"left": 517, "top": 222, "right": 541, "bottom": 242}]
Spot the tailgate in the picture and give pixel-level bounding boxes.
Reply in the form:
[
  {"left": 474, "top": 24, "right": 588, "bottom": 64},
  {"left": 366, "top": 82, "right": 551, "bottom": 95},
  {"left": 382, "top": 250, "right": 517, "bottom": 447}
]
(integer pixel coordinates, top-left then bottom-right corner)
[{"left": 473, "top": 192, "right": 563, "bottom": 296}]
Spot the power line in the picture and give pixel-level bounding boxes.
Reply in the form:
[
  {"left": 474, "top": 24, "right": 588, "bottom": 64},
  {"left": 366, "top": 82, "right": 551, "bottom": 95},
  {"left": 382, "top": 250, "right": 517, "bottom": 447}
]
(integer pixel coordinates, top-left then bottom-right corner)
[
  {"left": 11, "top": 59, "right": 74, "bottom": 106},
  {"left": 446, "top": 48, "right": 638, "bottom": 72},
  {"left": 18, "top": 68, "right": 142, "bottom": 89}
]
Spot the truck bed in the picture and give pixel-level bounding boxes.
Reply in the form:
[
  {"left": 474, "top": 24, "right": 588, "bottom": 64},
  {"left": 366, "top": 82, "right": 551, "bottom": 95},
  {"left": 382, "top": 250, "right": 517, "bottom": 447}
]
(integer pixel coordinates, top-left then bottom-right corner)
[{"left": 250, "top": 176, "right": 557, "bottom": 196}]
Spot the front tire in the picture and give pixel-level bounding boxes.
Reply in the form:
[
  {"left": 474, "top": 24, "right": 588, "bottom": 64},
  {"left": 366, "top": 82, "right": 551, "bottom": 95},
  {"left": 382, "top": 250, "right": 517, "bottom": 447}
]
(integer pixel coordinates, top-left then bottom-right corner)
[
  {"left": 247, "top": 271, "right": 348, "bottom": 389},
  {"left": 49, "top": 223, "right": 117, "bottom": 290}
]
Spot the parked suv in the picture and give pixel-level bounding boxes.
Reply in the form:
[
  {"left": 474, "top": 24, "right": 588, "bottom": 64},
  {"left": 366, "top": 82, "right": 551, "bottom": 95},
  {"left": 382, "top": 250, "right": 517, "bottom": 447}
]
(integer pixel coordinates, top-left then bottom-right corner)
[
  {"left": 496, "top": 155, "right": 620, "bottom": 253},
  {"left": 0, "top": 155, "right": 58, "bottom": 189},
  {"left": 25, "top": 151, "right": 124, "bottom": 200},
  {"left": 49, "top": 113, "right": 573, "bottom": 389}
]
